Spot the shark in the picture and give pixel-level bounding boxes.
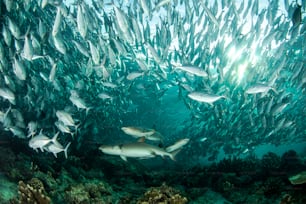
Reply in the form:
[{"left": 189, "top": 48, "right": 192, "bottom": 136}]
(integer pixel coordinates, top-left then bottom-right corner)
[{"left": 99, "top": 138, "right": 189, "bottom": 162}]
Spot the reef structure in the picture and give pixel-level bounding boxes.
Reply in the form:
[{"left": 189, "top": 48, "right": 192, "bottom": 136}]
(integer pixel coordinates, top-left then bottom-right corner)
[{"left": 16, "top": 178, "right": 51, "bottom": 204}]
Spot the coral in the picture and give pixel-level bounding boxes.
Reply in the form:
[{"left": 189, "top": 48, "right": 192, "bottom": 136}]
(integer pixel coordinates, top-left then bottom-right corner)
[
  {"left": 0, "top": 174, "right": 17, "bottom": 203},
  {"left": 0, "top": 147, "right": 16, "bottom": 172},
  {"left": 65, "top": 180, "right": 113, "bottom": 204},
  {"left": 137, "top": 183, "right": 187, "bottom": 204},
  {"left": 279, "top": 194, "right": 295, "bottom": 204},
  {"left": 6, "top": 154, "right": 33, "bottom": 181},
  {"left": 254, "top": 177, "right": 285, "bottom": 197},
  {"left": 262, "top": 177, "right": 285, "bottom": 196},
  {"left": 261, "top": 152, "right": 281, "bottom": 172},
  {"left": 189, "top": 189, "right": 231, "bottom": 204},
  {"left": 209, "top": 156, "right": 259, "bottom": 175},
  {"left": 288, "top": 171, "right": 306, "bottom": 185},
  {"left": 65, "top": 184, "right": 90, "bottom": 204},
  {"left": 280, "top": 150, "right": 303, "bottom": 172},
  {"left": 17, "top": 178, "right": 51, "bottom": 204}
]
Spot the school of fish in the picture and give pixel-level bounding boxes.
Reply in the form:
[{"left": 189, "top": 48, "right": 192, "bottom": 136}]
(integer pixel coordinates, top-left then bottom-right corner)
[{"left": 0, "top": 0, "right": 305, "bottom": 161}]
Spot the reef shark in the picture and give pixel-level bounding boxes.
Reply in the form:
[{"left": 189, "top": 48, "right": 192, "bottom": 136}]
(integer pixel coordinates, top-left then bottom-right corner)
[{"left": 99, "top": 138, "right": 189, "bottom": 162}]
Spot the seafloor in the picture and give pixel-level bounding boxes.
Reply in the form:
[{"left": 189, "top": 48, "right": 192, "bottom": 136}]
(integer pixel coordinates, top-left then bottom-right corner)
[{"left": 0, "top": 137, "right": 305, "bottom": 204}]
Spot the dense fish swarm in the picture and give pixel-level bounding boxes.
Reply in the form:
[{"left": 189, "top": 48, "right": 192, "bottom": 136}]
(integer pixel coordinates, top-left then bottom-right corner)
[{"left": 0, "top": 0, "right": 305, "bottom": 161}]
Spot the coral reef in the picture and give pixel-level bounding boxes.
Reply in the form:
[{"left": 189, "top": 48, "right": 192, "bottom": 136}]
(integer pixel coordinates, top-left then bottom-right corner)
[
  {"left": 279, "top": 194, "right": 295, "bottom": 204},
  {"left": 0, "top": 174, "right": 17, "bottom": 203},
  {"left": 0, "top": 146, "right": 16, "bottom": 173},
  {"left": 1, "top": 143, "right": 306, "bottom": 204},
  {"left": 261, "top": 152, "right": 281, "bottom": 173},
  {"left": 280, "top": 150, "right": 303, "bottom": 173},
  {"left": 136, "top": 183, "right": 187, "bottom": 204},
  {"left": 15, "top": 178, "right": 51, "bottom": 204},
  {"left": 189, "top": 189, "right": 231, "bottom": 204},
  {"left": 64, "top": 180, "right": 113, "bottom": 204},
  {"left": 288, "top": 171, "right": 306, "bottom": 185}
]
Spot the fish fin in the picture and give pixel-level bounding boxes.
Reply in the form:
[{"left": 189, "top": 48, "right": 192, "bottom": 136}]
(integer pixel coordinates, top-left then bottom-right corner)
[
  {"left": 85, "top": 107, "right": 92, "bottom": 116},
  {"left": 27, "top": 133, "right": 33, "bottom": 138},
  {"left": 51, "top": 132, "right": 60, "bottom": 144},
  {"left": 170, "top": 149, "right": 181, "bottom": 161},
  {"left": 74, "top": 122, "right": 81, "bottom": 136},
  {"left": 64, "top": 142, "right": 71, "bottom": 159},
  {"left": 271, "top": 87, "right": 278, "bottom": 95},
  {"left": 53, "top": 152, "right": 57, "bottom": 158},
  {"left": 137, "top": 137, "right": 145, "bottom": 143},
  {"left": 120, "top": 155, "right": 127, "bottom": 162}
]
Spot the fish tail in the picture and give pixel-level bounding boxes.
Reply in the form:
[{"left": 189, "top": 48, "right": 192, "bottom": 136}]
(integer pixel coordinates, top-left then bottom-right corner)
[
  {"left": 170, "top": 149, "right": 181, "bottom": 161},
  {"left": 85, "top": 107, "right": 92, "bottom": 116},
  {"left": 64, "top": 142, "right": 71, "bottom": 159}
]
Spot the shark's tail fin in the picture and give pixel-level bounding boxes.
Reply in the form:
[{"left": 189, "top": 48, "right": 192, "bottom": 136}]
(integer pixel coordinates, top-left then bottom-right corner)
[{"left": 169, "top": 148, "right": 181, "bottom": 161}]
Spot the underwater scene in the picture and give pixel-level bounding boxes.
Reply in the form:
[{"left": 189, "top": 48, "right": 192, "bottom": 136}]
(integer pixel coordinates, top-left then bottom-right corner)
[{"left": 0, "top": 0, "right": 306, "bottom": 203}]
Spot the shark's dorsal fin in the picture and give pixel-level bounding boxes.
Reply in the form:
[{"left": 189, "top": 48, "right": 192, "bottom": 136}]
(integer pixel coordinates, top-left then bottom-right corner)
[{"left": 137, "top": 137, "right": 145, "bottom": 143}]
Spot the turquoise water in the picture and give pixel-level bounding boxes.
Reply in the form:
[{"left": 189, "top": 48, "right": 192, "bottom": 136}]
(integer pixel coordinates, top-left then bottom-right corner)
[{"left": 0, "top": 0, "right": 305, "bottom": 203}]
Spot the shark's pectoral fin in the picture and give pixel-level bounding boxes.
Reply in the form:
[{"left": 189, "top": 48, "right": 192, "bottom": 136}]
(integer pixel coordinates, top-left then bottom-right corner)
[
  {"left": 137, "top": 137, "right": 146, "bottom": 143},
  {"left": 120, "top": 155, "right": 128, "bottom": 162}
]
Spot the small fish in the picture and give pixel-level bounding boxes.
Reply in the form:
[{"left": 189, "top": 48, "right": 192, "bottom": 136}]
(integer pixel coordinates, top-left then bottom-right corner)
[
  {"left": 13, "top": 57, "right": 27, "bottom": 80},
  {"left": 22, "top": 34, "right": 34, "bottom": 61},
  {"left": 98, "top": 92, "right": 113, "bottom": 100},
  {"left": 172, "top": 63, "right": 208, "bottom": 78},
  {"left": 0, "top": 87, "right": 15, "bottom": 105},
  {"left": 121, "top": 126, "right": 156, "bottom": 138},
  {"left": 246, "top": 84, "right": 277, "bottom": 95},
  {"left": 77, "top": 4, "right": 87, "bottom": 39},
  {"left": 53, "top": 34, "right": 66, "bottom": 55},
  {"left": 188, "top": 92, "right": 226, "bottom": 105},
  {"left": 165, "top": 138, "right": 190, "bottom": 152},
  {"left": 4, "top": 0, "right": 14, "bottom": 12},
  {"left": 38, "top": 19, "right": 47, "bottom": 39},
  {"left": 69, "top": 92, "right": 91, "bottom": 114},
  {"left": 7, "top": 17, "right": 21, "bottom": 39},
  {"left": 88, "top": 40, "right": 100, "bottom": 65},
  {"left": 49, "top": 62, "right": 57, "bottom": 82},
  {"left": 52, "top": 6, "right": 62, "bottom": 37},
  {"left": 55, "top": 121, "right": 75, "bottom": 137},
  {"left": 201, "top": 2, "right": 219, "bottom": 27},
  {"left": 8, "top": 126, "right": 25, "bottom": 138},
  {"left": 2, "top": 24, "right": 12, "bottom": 46},
  {"left": 126, "top": 72, "right": 144, "bottom": 81},
  {"left": 56, "top": 110, "right": 77, "bottom": 128},
  {"left": 45, "top": 141, "right": 71, "bottom": 158},
  {"left": 113, "top": 5, "right": 129, "bottom": 34},
  {"left": 29, "top": 131, "right": 58, "bottom": 152},
  {"left": 72, "top": 40, "right": 90, "bottom": 58}
]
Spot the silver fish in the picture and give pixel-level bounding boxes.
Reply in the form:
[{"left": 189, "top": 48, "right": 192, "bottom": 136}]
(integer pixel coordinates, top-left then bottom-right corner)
[{"left": 188, "top": 92, "right": 226, "bottom": 105}]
